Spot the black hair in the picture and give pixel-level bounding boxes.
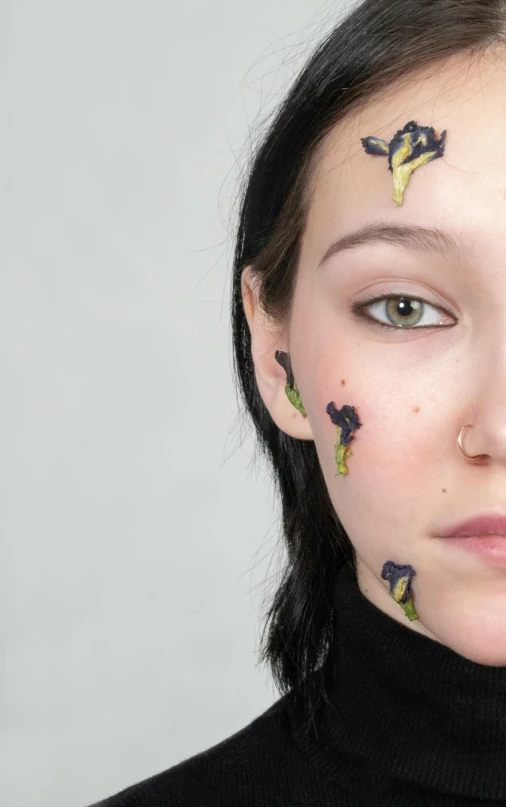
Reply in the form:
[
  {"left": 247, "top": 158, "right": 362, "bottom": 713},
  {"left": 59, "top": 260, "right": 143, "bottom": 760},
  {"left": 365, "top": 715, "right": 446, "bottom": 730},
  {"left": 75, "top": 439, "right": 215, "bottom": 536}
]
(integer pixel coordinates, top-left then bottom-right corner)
[{"left": 230, "top": 0, "right": 506, "bottom": 732}]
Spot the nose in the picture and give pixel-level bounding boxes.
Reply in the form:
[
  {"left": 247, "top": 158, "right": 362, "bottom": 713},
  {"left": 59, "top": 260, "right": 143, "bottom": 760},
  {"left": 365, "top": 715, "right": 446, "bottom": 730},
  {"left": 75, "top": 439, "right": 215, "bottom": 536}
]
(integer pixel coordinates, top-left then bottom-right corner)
[{"left": 459, "top": 330, "right": 506, "bottom": 465}]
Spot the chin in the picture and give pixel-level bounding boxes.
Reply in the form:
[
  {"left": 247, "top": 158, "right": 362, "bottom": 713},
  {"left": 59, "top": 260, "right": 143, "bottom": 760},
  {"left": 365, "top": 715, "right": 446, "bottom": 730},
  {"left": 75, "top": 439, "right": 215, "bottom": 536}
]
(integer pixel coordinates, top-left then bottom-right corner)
[{"left": 425, "top": 605, "right": 506, "bottom": 667}]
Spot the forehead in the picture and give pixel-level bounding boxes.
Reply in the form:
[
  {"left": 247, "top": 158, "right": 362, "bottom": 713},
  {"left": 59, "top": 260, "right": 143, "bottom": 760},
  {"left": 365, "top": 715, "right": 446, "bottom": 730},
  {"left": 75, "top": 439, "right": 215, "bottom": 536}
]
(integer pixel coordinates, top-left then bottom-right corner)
[{"left": 304, "top": 49, "right": 506, "bottom": 257}]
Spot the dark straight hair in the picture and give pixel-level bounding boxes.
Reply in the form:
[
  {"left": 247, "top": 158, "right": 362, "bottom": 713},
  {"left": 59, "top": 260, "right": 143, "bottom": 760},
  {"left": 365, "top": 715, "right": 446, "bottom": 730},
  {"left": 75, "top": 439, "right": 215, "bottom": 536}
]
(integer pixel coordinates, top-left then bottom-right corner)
[{"left": 230, "top": 0, "right": 506, "bottom": 730}]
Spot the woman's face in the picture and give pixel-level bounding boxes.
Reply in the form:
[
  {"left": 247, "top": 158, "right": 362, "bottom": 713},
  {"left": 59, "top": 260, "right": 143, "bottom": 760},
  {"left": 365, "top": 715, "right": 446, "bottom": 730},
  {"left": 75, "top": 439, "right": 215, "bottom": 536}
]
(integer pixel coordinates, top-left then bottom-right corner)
[{"left": 244, "top": 48, "right": 506, "bottom": 665}]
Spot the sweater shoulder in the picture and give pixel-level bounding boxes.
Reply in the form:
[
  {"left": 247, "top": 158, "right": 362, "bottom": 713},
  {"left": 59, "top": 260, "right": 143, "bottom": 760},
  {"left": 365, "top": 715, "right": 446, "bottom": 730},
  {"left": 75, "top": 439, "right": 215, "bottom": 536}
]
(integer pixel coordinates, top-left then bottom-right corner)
[{"left": 87, "top": 691, "right": 311, "bottom": 807}]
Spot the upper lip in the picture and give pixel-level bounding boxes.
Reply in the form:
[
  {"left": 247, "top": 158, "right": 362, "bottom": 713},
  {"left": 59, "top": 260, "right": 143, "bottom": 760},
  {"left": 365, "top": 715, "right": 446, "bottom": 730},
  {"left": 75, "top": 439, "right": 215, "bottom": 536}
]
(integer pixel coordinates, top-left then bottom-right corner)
[{"left": 438, "top": 514, "right": 506, "bottom": 538}]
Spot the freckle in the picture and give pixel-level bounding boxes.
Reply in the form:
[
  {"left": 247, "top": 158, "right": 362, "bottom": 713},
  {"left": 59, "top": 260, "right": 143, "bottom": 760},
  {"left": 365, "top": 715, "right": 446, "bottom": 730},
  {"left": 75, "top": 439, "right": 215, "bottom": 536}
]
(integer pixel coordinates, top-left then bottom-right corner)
[
  {"left": 412, "top": 406, "right": 420, "bottom": 413},
  {"left": 341, "top": 379, "right": 346, "bottom": 386},
  {"left": 442, "top": 488, "right": 446, "bottom": 493}
]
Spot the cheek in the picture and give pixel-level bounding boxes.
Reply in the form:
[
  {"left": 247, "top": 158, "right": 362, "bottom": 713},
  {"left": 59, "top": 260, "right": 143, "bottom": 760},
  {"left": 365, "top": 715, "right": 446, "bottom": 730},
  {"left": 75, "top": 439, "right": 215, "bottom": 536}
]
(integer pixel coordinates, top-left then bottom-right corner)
[
  {"left": 311, "top": 381, "right": 441, "bottom": 555},
  {"left": 290, "top": 304, "right": 459, "bottom": 551}
]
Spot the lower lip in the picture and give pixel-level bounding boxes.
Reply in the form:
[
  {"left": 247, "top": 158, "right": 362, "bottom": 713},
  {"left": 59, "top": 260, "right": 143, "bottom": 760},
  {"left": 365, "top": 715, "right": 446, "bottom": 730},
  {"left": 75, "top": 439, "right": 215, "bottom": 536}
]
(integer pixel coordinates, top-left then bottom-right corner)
[{"left": 441, "top": 535, "right": 506, "bottom": 562}]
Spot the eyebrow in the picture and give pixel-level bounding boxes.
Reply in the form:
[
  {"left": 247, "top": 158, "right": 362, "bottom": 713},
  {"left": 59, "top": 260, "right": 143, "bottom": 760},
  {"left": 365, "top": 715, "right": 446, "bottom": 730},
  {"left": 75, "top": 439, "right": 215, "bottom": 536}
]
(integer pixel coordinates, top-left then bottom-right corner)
[{"left": 318, "top": 222, "right": 472, "bottom": 268}]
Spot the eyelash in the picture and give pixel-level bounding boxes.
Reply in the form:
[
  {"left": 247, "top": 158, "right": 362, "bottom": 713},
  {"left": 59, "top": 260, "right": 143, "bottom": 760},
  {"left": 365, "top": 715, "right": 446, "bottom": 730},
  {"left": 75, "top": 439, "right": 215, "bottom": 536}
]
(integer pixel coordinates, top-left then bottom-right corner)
[{"left": 351, "top": 293, "right": 456, "bottom": 332}]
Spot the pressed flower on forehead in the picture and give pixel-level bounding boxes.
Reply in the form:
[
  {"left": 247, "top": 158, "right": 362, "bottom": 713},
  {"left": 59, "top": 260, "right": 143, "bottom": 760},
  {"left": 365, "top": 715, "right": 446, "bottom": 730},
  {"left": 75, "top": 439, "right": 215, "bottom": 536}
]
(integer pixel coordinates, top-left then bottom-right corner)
[
  {"left": 361, "top": 120, "right": 447, "bottom": 206},
  {"left": 381, "top": 561, "right": 419, "bottom": 621},
  {"left": 326, "top": 402, "right": 362, "bottom": 476},
  {"left": 274, "top": 350, "right": 307, "bottom": 418}
]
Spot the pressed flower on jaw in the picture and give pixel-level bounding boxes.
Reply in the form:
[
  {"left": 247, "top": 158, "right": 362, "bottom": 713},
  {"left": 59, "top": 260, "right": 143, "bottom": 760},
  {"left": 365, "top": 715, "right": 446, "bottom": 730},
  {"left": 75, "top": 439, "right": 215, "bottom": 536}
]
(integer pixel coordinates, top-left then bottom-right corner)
[
  {"left": 361, "top": 120, "right": 447, "bottom": 206},
  {"left": 381, "top": 561, "right": 419, "bottom": 621}
]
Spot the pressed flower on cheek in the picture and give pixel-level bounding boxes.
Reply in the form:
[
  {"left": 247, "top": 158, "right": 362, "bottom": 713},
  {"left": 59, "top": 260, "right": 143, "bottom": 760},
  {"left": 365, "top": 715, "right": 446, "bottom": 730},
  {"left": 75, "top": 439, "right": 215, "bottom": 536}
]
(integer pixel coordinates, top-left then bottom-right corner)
[{"left": 326, "top": 402, "right": 362, "bottom": 476}]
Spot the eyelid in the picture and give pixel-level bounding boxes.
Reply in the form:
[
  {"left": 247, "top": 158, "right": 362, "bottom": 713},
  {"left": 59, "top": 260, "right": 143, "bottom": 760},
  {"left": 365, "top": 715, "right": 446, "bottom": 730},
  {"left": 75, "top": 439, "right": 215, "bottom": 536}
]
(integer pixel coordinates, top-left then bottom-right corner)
[{"left": 351, "top": 292, "right": 457, "bottom": 331}]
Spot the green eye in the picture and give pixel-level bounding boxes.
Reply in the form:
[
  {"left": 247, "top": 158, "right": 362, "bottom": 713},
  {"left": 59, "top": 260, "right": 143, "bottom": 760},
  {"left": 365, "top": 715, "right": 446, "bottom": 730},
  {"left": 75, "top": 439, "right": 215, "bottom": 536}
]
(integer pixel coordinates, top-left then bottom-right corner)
[{"left": 352, "top": 294, "right": 455, "bottom": 331}]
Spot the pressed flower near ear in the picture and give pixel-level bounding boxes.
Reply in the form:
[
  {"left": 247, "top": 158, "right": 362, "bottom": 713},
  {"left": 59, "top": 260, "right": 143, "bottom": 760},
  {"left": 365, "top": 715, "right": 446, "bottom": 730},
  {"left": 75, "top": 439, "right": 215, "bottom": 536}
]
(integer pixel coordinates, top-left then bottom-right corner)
[
  {"left": 285, "top": 384, "right": 307, "bottom": 418},
  {"left": 274, "top": 350, "right": 307, "bottom": 418},
  {"left": 361, "top": 120, "right": 447, "bottom": 206},
  {"left": 381, "top": 561, "right": 419, "bottom": 621},
  {"left": 325, "top": 402, "right": 362, "bottom": 475}
]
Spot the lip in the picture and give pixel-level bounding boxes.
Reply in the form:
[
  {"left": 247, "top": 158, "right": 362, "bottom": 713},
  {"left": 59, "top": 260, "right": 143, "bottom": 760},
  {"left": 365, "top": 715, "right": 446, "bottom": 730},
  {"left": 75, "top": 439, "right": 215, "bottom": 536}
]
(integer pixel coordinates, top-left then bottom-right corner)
[
  {"left": 437, "top": 515, "right": 506, "bottom": 538},
  {"left": 439, "top": 535, "right": 506, "bottom": 564}
]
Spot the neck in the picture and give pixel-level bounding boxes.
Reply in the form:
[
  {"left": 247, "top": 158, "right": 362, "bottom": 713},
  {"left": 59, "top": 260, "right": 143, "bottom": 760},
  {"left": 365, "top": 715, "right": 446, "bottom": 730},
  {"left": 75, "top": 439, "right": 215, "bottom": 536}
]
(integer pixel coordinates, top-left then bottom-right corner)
[{"left": 287, "top": 558, "right": 506, "bottom": 804}]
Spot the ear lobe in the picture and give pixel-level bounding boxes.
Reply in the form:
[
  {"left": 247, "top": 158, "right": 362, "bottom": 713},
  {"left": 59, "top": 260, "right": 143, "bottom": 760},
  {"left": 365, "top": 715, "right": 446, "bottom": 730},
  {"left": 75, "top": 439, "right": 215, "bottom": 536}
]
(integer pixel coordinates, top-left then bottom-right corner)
[{"left": 240, "top": 266, "right": 314, "bottom": 442}]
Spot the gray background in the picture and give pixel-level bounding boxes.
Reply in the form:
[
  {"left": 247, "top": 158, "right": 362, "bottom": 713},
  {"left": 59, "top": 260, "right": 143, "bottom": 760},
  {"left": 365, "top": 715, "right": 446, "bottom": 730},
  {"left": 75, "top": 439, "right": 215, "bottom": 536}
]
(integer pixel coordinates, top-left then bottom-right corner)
[{"left": 1, "top": 1, "right": 349, "bottom": 805}]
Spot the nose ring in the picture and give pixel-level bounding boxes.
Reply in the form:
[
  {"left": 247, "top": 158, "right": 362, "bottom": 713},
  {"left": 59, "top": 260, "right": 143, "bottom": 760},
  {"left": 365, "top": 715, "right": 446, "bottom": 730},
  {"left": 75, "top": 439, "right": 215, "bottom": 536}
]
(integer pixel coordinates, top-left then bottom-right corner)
[{"left": 458, "top": 424, "right": 485, "bottom": 462}]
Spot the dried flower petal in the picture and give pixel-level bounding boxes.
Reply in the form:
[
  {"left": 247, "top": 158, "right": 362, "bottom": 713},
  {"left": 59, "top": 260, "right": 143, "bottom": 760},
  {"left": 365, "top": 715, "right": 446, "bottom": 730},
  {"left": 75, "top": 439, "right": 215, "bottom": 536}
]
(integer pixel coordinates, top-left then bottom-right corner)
[
  {"left": 361, "top": 120, "right": 447, "bottom": 206},
  {"left": 286, "top": 383, "right": 307, "bottom": 418},
  {"left": 360, "top": 136, "right": 389, "bottom": 156},
  {"left": 381, "top": 560, "right": 419, "bottom": 621},
  {"left": 275, "top": 350, "right": 307, "bottom": 418},
  {"left": 326, "top": 402, "right": 362, "bottom": 475},
  {"left": 274, "top": 350, "right": 295, "bottom": 388}
]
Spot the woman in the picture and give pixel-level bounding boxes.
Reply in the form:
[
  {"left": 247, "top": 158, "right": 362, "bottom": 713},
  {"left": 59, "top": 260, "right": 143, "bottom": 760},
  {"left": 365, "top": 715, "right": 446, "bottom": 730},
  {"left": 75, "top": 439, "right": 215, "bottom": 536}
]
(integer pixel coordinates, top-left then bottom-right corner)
[{"left": 91, "top": 0, "right": 506, "bottom": 804}]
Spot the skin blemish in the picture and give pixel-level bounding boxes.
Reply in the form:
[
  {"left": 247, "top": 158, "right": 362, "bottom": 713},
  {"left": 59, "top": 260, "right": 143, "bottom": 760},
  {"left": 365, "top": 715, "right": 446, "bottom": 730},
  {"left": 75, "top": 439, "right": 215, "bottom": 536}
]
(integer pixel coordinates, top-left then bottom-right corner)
[{"left": 413, "top": 406, "right": 420, "bottom": 413}]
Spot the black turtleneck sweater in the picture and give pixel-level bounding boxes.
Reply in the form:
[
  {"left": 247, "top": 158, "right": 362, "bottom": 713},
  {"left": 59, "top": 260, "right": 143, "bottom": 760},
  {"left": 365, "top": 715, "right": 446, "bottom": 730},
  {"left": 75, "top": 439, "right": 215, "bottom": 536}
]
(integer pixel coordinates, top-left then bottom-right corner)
[{"left": 89, "top": 558, "right": 506, "bottom": 806}]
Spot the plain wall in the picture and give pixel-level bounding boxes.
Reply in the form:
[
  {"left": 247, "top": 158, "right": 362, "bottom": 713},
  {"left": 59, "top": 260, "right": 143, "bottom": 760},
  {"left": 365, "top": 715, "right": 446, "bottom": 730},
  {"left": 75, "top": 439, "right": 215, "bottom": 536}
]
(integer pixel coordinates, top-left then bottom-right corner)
[{"left": 0, "top": 1, "right": 350, "bottom": 805}]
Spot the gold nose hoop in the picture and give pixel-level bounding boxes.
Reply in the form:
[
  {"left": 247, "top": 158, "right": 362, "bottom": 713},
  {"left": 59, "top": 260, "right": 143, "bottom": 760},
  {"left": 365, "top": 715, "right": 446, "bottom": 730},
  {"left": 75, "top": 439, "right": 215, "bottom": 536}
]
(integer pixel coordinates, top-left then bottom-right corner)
[{"left": 458, "top": 424, "right": 485, "bottom": 462}]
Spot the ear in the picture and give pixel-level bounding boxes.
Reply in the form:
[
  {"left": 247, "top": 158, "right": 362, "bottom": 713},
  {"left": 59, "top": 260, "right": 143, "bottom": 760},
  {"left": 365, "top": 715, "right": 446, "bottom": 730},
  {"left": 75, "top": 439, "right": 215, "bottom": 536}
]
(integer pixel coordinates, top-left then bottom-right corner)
[{"left": 241, "top": 266, "right": 314, "bottom": 442}]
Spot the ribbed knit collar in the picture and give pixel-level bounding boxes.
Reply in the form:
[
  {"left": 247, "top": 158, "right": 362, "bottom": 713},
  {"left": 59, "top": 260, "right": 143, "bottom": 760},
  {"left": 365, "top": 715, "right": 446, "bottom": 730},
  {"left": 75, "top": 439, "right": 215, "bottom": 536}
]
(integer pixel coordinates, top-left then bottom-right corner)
[{"left": 287, "top": 557, "right": 506, "bottom": 806}]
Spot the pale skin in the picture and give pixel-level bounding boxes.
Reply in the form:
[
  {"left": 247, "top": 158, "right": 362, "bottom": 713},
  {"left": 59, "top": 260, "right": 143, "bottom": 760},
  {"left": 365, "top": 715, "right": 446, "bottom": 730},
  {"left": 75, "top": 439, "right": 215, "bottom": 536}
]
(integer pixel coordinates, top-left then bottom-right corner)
[{"left": 241, "top": 46, "right": 506, "bottom": 667}]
